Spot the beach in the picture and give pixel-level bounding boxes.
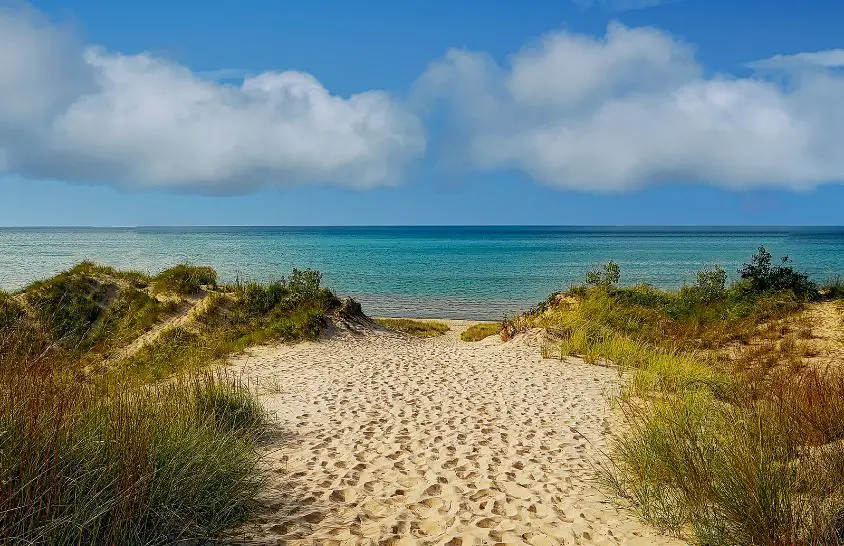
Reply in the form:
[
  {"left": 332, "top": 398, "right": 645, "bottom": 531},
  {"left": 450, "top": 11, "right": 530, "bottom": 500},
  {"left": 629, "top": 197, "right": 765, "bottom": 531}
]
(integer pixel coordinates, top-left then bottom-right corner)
[{"left": 227, "top": 319, "right": 683, "bottom": 545}]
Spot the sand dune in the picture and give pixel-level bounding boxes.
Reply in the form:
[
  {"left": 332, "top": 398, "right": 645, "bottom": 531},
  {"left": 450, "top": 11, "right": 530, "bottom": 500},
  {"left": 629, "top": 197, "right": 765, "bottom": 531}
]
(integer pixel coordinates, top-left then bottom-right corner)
[{"left": 228, "top": 321, "right": 683, "bottom": 545}]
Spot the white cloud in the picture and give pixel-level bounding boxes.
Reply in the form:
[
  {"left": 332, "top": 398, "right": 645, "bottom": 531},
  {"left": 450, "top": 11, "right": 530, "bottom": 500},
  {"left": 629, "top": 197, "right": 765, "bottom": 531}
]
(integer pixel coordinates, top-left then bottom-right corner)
[
  {"left": 0, "top": 6, "right": 425, "bottom": 192},
  {"left": 747, "top": 49, "right": 844, "bottom": 70},
  {"left": 415, "top": 23, "right": 844, "bottom": 192}
]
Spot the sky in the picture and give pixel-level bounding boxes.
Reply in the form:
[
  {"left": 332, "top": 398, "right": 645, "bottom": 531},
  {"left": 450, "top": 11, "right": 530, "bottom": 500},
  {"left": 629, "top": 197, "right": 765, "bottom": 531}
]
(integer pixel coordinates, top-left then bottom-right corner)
[{"left": 1, "top": 0, "right": 844, "bottom": 226}]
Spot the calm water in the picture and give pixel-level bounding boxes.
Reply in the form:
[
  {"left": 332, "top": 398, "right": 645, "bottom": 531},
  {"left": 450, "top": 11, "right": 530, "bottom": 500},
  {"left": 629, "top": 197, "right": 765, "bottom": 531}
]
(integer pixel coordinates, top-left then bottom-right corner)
[{"left": 1, "top": 226, "right": 843, "bottom": 319}]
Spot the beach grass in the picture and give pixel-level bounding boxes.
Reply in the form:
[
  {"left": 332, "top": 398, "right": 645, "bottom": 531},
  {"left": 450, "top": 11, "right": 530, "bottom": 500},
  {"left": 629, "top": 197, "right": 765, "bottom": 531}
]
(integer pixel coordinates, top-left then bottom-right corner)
[
  {"left": 0, "top": 262, "right": 349, "bottom": 544},
  {"left": 516, "top": 247, "right": 844, "bottom": 544},
  {"left": 375, "top": 317, "right": 450, "bottom": 337},
  {"left": 460, "top": 322, "right": 501, "bottom": 342}
]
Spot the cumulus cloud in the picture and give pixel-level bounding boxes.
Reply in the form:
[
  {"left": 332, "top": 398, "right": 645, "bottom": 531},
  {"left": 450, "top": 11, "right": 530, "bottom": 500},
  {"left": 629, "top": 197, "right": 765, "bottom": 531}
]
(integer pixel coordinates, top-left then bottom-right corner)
[
  {"left": 0, "top": 6, "right": 425, "bottom": 192},
  {"left": 415, "top": 23, "right": 844, "bottom": 191}
]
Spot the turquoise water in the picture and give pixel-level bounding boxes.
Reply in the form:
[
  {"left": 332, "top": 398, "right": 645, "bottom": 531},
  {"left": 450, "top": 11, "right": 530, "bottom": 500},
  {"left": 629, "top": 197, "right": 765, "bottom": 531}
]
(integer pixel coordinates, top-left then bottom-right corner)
[{"left": 1, "top": 227, "right": 843, "bottom": 319}]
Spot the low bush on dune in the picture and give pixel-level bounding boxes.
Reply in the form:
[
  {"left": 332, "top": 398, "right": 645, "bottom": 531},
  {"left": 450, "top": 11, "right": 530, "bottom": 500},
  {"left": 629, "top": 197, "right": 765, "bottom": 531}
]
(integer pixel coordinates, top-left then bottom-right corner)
[
  {"left": 519, "top": 247, "right": 844, "bottom": 544},
  {"left": 375, "top": 317, "right": 449, "bottom": 337},
  {"left": 0, "top": 262, "right": 346, "bottom": 544},
  {"left": 126, "top": 269, "right": 341, "bottom": 381},
  {"left": 460, "top": 322, "right": 502, "bottom": 342},
  {"left": 153, "top": 264, "right": 218, "bottom": 295}
]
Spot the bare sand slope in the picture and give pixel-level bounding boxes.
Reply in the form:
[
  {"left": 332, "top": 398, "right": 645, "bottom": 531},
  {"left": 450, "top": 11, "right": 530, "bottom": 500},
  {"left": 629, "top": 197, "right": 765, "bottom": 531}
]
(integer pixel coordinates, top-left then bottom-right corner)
[{"left": 228, "top": 322, "right": 683, "bottom": 546}]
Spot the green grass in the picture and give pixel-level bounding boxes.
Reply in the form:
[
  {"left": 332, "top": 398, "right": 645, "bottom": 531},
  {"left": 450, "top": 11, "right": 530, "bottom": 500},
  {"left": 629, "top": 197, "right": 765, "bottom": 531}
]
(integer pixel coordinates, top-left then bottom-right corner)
[
  {"left": 460, "top": 322, "right": 501, "bottom": 342},
  {"left": 375, "top": 317, "right": 449, "bottom": 337},
  {"left": 0, "top": 371, "right": 266, "bottom": 545},
  {"left": 153, "top": 264, "right": 218, "bottom": 295},
  {"left": 0, "top": 262, "right": 349, "bottom": 544},
  {"left": 518, "top": 255, "right": 844, "bottom": 544}
]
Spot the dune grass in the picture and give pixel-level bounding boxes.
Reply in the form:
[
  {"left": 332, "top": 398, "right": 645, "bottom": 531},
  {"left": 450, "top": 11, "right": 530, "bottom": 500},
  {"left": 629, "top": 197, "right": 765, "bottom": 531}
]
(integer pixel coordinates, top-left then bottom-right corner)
[
  {"left": 0, "top": 262, "right": 348, "bottom": 544},
  {"left": 516, "top": 248, "right": 844, "bottom": 544},
  {"left": 460, "top": 322, "right": 502, "bottom": 342},
  {"left": 0, "top": 369, "right": 267, "bottom": 545},
  {"left": 153, "top": 264, "right": 218, "bottom": 295},
  {"left": 375, "top": 317, "right": 449, "bottom": 337}
]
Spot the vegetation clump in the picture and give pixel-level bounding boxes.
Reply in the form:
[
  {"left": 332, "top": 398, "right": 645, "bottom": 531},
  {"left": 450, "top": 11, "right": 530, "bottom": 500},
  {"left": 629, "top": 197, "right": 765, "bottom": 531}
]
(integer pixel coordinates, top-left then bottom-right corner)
[
  {"left": 0, "top": 262, "right": 345, "bottom": 544},
  {"left": 513, "top": 248, "right": 844, "bottom": 544},
  {"left": 376, "top": 317, "right": 449, "bottom": 337},
  {"left": 460, "top": 322, "right": 502, "bottom": 342},
  {"left": 153, "top": 264, "right": 218, "bottom": 295}
]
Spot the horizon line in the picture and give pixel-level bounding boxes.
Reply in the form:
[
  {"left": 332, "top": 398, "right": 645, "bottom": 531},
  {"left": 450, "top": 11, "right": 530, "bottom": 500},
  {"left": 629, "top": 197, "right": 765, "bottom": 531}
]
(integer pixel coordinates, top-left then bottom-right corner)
[{"left": 1, "top": 224, "right": 844, "bottom": 229}]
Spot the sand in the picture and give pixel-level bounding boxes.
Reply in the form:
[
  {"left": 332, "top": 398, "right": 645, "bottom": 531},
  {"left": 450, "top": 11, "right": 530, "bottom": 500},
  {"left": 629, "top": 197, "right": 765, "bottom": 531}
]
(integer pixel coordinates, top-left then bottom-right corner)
[{"left": 227, "top": 319, "right": 684, "bottom": 545}]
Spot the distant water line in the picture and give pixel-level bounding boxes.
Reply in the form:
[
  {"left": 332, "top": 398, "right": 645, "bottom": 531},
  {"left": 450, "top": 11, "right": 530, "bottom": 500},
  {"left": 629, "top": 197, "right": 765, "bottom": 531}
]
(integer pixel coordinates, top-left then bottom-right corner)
[{"left": 1, "top": 226, "right": 843, "bottom": 320}]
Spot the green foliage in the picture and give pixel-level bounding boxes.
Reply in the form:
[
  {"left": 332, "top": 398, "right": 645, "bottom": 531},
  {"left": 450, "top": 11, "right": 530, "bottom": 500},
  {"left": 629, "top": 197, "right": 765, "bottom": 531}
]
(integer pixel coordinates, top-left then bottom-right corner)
[
  {"left": 523, "top": 249, "right": 844, "bottom": 545},
  {"left": 25, "top": 273, "right": 109, "bottom": 345},
  {"left": 0, "top": 291, "right": 24, "bottom": 328},
  {"left": 153, "top": 264, "right": 217, "bottom": 295},
  {"left": 237, "top": 269, "right": 331, "bottom": 317},
  {"left": 602, "top": 390, "right": 844, "bottom": 545},
  {"left": 739, "top": 245, "right": 819, "bottom": 300},
  {"left": 585, "top": 261, "right": 621, "bottom": 288},
  {"left": 821, "top": 275, "right": 844, "bottom": 299},
  {"left": 460, "top": 322, "right": 502, "bottom": 342},
  {"left": 376, "top": 318, "right": 450, "bottom": 337},
  {"left": 681, "top": 264, "right": 728, "bottom": 305},
  {"left": 193, "top": 373, "right": 267, "bottom": 433},
  {"left": 0, "top": 372, "right": 266, "bottom": 545},
  {"left": 87, "top": 287, "right": 172, "bottom": 352}
]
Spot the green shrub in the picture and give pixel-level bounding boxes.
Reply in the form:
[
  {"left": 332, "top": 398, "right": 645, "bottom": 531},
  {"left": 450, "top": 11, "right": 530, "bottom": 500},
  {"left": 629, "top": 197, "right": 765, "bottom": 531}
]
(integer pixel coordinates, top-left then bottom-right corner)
[
  {"left": 585, "top": 261, "right": 621, "bottom": 288},
  {"left": 739, "top": 246, "right": 818, "bottom": 300},
  {"left": 154, "top": 265, "right": 217, "bottom": 295}
]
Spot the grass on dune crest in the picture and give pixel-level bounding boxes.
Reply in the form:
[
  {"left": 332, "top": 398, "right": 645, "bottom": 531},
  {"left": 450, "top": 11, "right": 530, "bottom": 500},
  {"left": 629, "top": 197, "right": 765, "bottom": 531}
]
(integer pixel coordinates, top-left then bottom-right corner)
[
  {"left": 375, "top": 317, "right": 450, "bottom": 337},
  {"left": 512, "top": 248, "right": 844, "bottom": 545},
  {"left": 0, "top": 262, "right": 352, "bottom": 544},
  {"left": 460, "top": 322, "right": 502, "bottom": 342}
]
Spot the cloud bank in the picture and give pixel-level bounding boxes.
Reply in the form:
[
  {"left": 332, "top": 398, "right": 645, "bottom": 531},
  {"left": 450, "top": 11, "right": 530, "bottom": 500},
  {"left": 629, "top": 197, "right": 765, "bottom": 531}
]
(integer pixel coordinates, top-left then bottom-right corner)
[
  {"left": 416, "top": 23, "right": 844, "bottom": 192},
  {"left": 0, "top": 6, "right": 425, "bottom": 192},
  {"left": 3, "top": 5, "right": 844, "bottom": 195}
]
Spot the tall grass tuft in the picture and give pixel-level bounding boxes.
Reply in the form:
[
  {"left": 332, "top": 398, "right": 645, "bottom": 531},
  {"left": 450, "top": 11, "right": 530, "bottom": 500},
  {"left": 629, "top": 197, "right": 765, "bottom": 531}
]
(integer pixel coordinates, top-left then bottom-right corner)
[{"left": 0, "top": 370, "right": 266, "bottom": 545}]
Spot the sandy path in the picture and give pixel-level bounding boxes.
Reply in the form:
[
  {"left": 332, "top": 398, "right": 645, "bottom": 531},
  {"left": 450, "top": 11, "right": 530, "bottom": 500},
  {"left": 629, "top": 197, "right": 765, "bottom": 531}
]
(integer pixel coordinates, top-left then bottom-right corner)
[{"left": 228, "top": 322, "right": 682, "bottom": 546}]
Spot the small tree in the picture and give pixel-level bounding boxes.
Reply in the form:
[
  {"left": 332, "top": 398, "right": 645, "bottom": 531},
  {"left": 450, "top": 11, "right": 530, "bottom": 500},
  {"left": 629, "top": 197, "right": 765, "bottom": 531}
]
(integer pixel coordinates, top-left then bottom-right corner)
[
  {"left": 696, "top": 265, "right": 727, "bottom": 301},
  {"left": 739, "top": 245, "right": 818, "bottom": 299},
  {"left": 585, "top": 261, "right": 621, "bottom": 288}
]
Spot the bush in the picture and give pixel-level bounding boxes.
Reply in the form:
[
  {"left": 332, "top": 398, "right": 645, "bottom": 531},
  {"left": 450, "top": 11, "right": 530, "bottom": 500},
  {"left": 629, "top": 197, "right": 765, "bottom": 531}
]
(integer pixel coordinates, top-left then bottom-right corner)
[
  {"left": 585, "top": 261, "right": 621, "bottom": 288},
  {"left": 154, "top": 265, "right": 218, "bottom": 295},
  {"left": 739, "top": 246, "right": 818, "bottom": 300},
  {"left": 681, "top": 265, "right": 728, "bottom": 305}
]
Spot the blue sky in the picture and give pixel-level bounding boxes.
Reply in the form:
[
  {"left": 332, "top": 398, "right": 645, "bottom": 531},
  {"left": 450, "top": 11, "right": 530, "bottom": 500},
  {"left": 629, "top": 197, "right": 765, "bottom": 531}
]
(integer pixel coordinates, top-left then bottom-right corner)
[{"left": 1, "top": 0, "right": 843, "bottom": 225}]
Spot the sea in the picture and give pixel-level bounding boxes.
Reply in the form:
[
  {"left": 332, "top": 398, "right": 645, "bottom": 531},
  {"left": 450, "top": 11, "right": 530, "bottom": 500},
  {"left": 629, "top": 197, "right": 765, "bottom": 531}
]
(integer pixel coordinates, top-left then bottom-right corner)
[{"left": 1, "top": 226, "right": 843, "bottom": 320}]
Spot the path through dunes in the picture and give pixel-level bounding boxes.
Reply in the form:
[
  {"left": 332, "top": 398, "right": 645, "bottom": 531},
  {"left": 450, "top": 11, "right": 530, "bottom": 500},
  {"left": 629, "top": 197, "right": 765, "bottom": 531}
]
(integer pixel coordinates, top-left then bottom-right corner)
[{"left": 228, "top": 322, "right": 683, "bottom": 545}]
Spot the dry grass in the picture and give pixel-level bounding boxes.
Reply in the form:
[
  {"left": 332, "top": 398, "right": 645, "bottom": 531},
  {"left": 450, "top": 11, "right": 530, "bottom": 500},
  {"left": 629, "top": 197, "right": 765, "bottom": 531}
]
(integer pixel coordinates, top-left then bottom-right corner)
[
  {"left": 375, "top": 317, "right": 449, "bottom": 337},
  {"left": 460, "top": 322, "right": 502, "bottom": 342}
]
